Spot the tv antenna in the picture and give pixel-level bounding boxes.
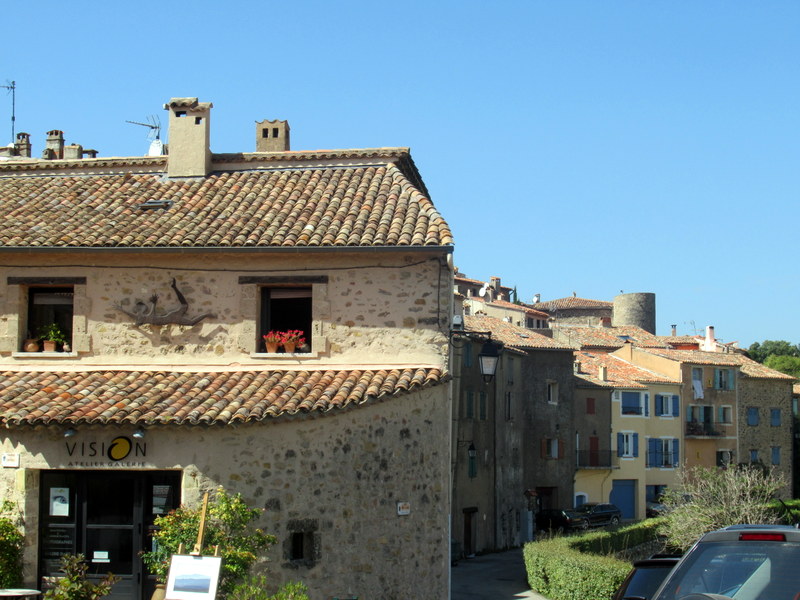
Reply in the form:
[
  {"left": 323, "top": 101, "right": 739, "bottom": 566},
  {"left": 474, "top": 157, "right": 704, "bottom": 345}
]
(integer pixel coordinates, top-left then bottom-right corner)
[
  {"left": 126, "top": 115, "right": 164, "bottom": 156},
  {"left": 1, "top": 80, "right": 15, "bottom": 143}
]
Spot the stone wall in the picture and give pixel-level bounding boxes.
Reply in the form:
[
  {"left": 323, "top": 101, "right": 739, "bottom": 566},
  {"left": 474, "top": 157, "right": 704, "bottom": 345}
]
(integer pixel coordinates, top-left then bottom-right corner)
[
  {"left": 0, "top": 383, "right": 451, "bottom": 598},
  {"left": 0, "top": 250, "right": 451, "bottom": 367}
]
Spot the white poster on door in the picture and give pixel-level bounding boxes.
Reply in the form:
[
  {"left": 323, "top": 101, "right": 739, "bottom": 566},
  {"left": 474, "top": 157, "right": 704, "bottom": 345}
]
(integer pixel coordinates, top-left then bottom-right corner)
[{"left": 50, "top": 487, "right": 70, "bottom": 516}]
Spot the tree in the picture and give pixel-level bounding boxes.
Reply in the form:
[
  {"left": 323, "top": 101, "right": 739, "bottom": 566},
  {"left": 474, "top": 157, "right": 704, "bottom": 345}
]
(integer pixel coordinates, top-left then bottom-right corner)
[
  {"left": 659, "top": 465, "right": 786, "bottom": 551},
  {"left": 0, "top": 501, "right": 24, "bottom": 587},
  {"left": 764, "top": 354, "right": 800, "bottom": 378},
  {"left": 747, "top": 340, "right": 800, "bottom": 364}
]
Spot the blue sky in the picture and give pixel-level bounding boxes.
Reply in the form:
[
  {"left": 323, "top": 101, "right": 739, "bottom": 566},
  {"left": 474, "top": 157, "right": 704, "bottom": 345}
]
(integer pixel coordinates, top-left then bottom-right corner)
[{"left": 3, "top": 1, "right": 798, "bottom": 348}]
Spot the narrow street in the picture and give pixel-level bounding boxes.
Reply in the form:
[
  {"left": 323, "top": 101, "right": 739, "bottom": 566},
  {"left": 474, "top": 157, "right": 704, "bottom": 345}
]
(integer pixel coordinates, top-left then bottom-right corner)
[{"left": 450, "top": 549, "right": 548, "bottom": 600}]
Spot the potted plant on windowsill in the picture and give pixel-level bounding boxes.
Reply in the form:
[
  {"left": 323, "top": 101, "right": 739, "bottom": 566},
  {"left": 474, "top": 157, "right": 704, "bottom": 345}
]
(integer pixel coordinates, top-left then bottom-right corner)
[
  {"left": 38, "top": 323, "right": 68, "bottom": 352},
  {"left": 281, "top": 330, "right": 306, "bottom": 354},
  {"left": 263, "top": 331, "right": 282, "bottom": 354}
]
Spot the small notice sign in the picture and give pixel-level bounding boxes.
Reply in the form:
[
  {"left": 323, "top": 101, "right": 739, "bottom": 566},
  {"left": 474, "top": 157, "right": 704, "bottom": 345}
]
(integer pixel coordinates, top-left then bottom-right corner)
[
  {"left": 1, "top": 453, "right": 20, "bottom": 468},
  {"left": 396, "top": 501, "right": 411, "bottom": 516}
]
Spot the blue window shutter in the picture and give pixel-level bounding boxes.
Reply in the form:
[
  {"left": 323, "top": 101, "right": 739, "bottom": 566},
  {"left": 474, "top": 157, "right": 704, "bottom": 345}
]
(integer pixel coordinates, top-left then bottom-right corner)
[
  {"left": 633, "top": 433, "right": 639, "bottom": 457},
  {"left": 713, "top": 368, "right": 720, "bottom": 389},
  {"left": 654, "top": 395, "right": 663, "bottom": 416},
  {"left": 727, "top": 369, "right": 735, "bottom": 390},
  {"left": 644, "top": 394, "right": 649, "bottom": 417},
  {"left": 648, "top": 438, "right": 658, "bottom": 467},
  {"left": 617, "top": 433, "right": 624, "bottom": 457},
  {"left": 673, "top": 439, "right": 680, "bottom": 466},
  {"left": 672, "top": 395, "right": 680, "bottom": 417},
  {"left": 653, "top": 438, "right": 662, "bottom": 466},
  {"left": 718, "top": 406, "right": 724, "bottom": 423}
]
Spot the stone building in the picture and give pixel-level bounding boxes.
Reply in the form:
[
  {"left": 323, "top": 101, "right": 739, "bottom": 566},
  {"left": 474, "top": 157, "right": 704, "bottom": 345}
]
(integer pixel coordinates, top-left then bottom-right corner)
[
  {"left": 451, "top": 314, "right": 573, "bottom": 554},
  {"left": 0, "top": 98, "right": 455, "bottom": 599}
]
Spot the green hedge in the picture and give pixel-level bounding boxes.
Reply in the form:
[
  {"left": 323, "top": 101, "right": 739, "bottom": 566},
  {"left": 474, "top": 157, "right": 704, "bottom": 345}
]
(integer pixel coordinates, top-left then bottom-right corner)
[{"left": 523, "top": 520, "right": 663, "bottom": 600}]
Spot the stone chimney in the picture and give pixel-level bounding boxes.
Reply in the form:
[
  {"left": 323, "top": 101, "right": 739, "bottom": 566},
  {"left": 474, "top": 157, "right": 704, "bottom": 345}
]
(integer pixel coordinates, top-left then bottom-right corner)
[
  {"left": 598, "top": 365, "right": 607, "bottom": 381},
  {"left": 671, "top": 324, "right": 677, "bottom": 337},
  {"left": 164, "top": 97, "right": 213, "bottom": 177},
  {"left": 599, "top": 317, "right": 612, "bottom": 328},
  {"left": 256, "top": 119, "right": 290, "bottom": 152},
  {"left": 63, "top": 144, "right": 83, "bottom": 160},
  {"left": 43, "top": 130, "right": 65, "bottom": 159},
  {"left": 15, "top": 132, "right": 31, "bottom": 157}
]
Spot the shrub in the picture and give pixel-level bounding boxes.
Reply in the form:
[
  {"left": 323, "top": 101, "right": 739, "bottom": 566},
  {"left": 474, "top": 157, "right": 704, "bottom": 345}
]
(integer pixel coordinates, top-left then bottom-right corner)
[
  {"left": 228, "top": 575, "right": 309, "bottom": 600},
  {"left": 43, "top": 554, "right": 119, "bottom": 600},
  {"left": 524, "top": 520, "right": 662, "bottom": 600},
  {"left": 659, "top": 464, "right": 786, "bottom": 551},
  {"left": 140, "top": 488, "right": 276, "bottom": 598},
  {"left": 0, "top": 501, "right": 24, "bottom": 588}
]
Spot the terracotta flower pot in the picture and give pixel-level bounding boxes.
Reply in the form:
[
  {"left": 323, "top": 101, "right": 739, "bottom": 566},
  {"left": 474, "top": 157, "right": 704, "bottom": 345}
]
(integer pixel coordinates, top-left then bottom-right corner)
[
  {"left": 43, "top": 340, "right": 57, "bottom": 352},
  {"left": 23, "top": 339, "right": 40, "bottom": 352},
  {"left": 265, "top": 341, "right": 279, "bottom": 353},
  {"left": 283, "top": 341, "right": 296, "bottom": 353}
]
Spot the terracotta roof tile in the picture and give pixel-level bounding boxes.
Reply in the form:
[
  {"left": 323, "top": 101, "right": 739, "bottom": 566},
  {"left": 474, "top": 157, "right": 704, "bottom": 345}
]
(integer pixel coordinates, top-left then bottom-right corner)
[
  {"left": 0, "top": 154, "right": 452, "bottom": 249},
  {"left": 553, "top": 326, "right": 668, "bottom": 350},
  {"left": 574, "top": 351, "right": 678, "bottom": 388},
  {"left": 533, "top": 297, "right": 613, "bottom": 311},
  {"left": 464, "top": 315, "right": 573, "bottom": 351},
  {"left": 637, "top": 348, "right": 796, "bottom": 380},
  {"left": 0, "top": 368, "right": 447, "bottom": 426}
]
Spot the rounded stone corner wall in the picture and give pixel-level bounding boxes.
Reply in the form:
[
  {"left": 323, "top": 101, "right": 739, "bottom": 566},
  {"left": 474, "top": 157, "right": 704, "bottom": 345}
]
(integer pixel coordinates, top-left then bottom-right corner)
[{"left": 613, "top": 292, "right": 656, "bottom": 333}]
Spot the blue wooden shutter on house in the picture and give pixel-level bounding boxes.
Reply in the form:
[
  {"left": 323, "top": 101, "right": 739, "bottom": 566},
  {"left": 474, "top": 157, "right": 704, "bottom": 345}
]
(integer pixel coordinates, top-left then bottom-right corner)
[
  {"left": 672, "top": 395, "right": 680, "bottom": 417},
  {"left": 648, "top": 438, "right": 658, "bottom": 467},
  {"left": 617, "top": 432, "right": 624, "bottom": 457},
  {"left": 672, "top": 439, "right": 680, "bottom": 467},
  {"left": 633, "top": 433, "right": 639, "bottom": 457},
  {"left": 654, "top": 395, "right": 663, "bottom": 416},
  {"left": 644, "top": 394, "right": 649, "bottom": 417}
]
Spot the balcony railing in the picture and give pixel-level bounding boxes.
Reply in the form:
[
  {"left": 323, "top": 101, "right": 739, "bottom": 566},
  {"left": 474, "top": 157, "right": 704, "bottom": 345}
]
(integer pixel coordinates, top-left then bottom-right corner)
[
  {"left": 576, "top": 450, "right": 618, "bottom": 469},
  {"left": 686, "top": 421, "right": 722, "bottom": 437},
  {"left": 645, "top": 451, "right": 677, "bottom": 468}
]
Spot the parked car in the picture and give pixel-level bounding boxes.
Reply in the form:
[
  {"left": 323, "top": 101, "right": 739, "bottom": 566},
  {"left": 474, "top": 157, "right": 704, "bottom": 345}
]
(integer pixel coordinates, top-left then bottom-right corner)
[
  {"left": 535, "top": 508, "right": 589, "bottom": 533},
  {"left": 571, "top": 502, "right": 622, "bottom": 527},
  {"left": 651, "top": 524, "right": 800, "bottom": 600},
  {"left": 612, "top": 555, "right": 680, "bottom": 600},
  {"left": 646, "top": 501, "right": 668, "bottom": 518}
]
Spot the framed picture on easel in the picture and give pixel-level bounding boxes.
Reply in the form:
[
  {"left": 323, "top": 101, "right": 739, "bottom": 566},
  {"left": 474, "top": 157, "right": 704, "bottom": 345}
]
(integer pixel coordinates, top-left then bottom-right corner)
[{"left": 164, "top": 555, "right": 222, "bottom": 600}]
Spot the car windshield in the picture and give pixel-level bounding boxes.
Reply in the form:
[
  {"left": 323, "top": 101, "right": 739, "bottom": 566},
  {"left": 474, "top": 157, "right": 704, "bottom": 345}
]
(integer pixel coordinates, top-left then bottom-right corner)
[{"left": 652, "top": 540, "right": 800, "bottom": 600}]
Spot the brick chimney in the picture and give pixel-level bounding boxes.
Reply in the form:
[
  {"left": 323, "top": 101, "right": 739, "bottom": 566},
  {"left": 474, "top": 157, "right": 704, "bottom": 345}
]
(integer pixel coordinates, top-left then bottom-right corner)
[
  {"left": 43, "top": 130, "right": 65, "bottom": 159},
  {"left": 256, "top": 119, "right": 290, "bottom": 152},
  {"left": 163, "top": 97, "right": 213, "bottom": 177}
]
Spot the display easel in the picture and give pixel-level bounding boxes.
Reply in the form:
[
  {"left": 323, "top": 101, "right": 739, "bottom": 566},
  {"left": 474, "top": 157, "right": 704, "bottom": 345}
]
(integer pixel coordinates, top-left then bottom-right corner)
[{"left": 165, "top": 492, "right": 222, "bottom": 600}]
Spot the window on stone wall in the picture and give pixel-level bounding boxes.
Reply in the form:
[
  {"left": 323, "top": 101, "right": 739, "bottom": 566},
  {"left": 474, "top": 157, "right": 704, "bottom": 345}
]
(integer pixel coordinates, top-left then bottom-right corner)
[
  {"left": 26, "top": 286, "right": 74, "bottom": 351},
  {"left": 542, "top": 438, "right": 561, "bottom": 459},
  {"left": 479, "top": 391, "right": 487, "bottom": 420},
  {"left": 772, "top": 446, "right": 781, "bottom": 465},
  {"left": 465, "top": 390, "right": 474, "bottom": 419},
  {"left": 771, "top": 408, "right": 781, "bottom": 427},
  {"left": 750, "top": 449, "right": 759, "bottom": 464},
  {"left": 547, "top": 381, "right": 558, "bottom": 405},
  {"left": 586, "top": 397, "right": 595, "bottom": 415},
  {"left": 505, "top": 391, "right": 513, "bottom": 421},
  {"left": 286, "top": 519, "right": 319, "bottom": 566},
  {"left": 260, "top": 287, "right": 312, "bottom": 352},
  {"left": 747, "top": 407, "right": 760, "bottom": 426}
]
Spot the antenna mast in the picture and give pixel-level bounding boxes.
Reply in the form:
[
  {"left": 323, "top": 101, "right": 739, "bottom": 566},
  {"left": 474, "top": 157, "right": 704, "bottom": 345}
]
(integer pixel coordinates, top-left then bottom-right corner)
[{"left": 1, "top": 80, "right": 15, "bottom": 142}]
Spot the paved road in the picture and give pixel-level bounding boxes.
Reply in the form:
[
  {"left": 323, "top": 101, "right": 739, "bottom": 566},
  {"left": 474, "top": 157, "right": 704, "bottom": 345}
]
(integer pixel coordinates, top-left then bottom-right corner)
[{"left": 450, "top": 549, "right": 549, "bottom": 600}]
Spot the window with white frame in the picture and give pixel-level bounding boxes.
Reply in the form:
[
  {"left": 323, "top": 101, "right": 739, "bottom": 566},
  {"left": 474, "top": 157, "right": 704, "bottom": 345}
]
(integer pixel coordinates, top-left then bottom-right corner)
[
  {"left": 648, "top": 437, "right": 679, "bottom": 468},
  {"left": 617, "top": 432, "right": 638, "bottom": 458},
  {"left": 718, "top": 405, "right": 733, "bottom": 424},
  {"left": 621, "top": 391, "right": 648, "bottom": 416},
  {"left": 654, "top": 394, "right": 679, "bottom": 417},
  {"left": 714, "top": 367, "right": 736, "bottom": 390}
]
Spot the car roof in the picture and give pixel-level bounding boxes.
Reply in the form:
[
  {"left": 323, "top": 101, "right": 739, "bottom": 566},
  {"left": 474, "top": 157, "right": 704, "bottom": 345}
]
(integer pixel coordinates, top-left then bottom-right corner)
[{"left": 697, "top": 524, "right": 800, "bottom": 543}]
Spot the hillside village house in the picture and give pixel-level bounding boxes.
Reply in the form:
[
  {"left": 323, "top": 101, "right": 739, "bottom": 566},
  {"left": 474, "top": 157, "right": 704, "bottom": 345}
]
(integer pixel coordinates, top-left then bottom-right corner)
[{"left": 0, "top": 98, "right": 455, "bottom": 599}]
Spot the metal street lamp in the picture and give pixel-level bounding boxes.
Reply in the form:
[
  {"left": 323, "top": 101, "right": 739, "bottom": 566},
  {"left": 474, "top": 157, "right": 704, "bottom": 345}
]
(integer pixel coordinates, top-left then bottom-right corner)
[{"left": 477, "top": 338, "right": 502, "bottom": 382}]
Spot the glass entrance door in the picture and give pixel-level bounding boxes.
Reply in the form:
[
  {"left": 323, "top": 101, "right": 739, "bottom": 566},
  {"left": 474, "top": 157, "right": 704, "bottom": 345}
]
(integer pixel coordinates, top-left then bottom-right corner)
[{"left": 39, "top": 470, "right": 181, "bottom": 600}]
